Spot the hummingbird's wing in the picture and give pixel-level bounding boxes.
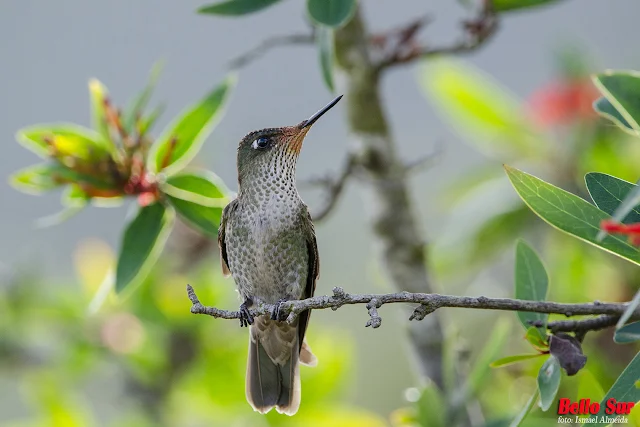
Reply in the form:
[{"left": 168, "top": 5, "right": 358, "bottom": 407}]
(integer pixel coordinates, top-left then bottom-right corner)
[
  {"left": 297, "top": 208, "right": 319, "bottom": 351},
  {"left": 217, "top": 198, "right": 238, "bottom": 277}
]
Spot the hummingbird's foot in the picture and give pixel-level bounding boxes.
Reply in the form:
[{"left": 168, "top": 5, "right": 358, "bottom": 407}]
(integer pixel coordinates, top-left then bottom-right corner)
[
  {"left": 239, "top": 298, "right": 254, "bottom": 327},
  {"left": 271, "top": 298, "right": 289, "bottom": 322}
]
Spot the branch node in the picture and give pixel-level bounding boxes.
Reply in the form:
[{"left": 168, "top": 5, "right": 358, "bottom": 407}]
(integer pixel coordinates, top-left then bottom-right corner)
[
  {"left": 565, "top": 311, "right": 573, "bottom": 317},
  {"left": 410, "top": 303, "right": 437, "bottom": 321},
  {"left": 332, "top": 286, "right": 347, "bottom": 299},
  {"left": 330, "top": 287, "right": 348, "bottom": 310},
  {"left": 366, "top": 298, "right": 382, "bottom": 328}
]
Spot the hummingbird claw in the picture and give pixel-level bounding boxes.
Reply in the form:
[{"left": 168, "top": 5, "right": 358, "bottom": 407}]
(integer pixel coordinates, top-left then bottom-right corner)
[
  {"left": 271, "top": 298, "right": 289, "bottom": 322},
  {"left": 239, "top": 299, "right": 254, "bottom": 327}
]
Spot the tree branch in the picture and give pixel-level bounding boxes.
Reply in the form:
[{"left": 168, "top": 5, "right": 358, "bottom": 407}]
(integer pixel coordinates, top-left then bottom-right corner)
[
  {"left": 530, "top": 314, "right": 625, "bottom": 342},
  {"left": 187, "top": 285, "right": 637, "bottom": 335},
  {"left": 376, "top": 2, "right": 498, "bottom": 70},
  {"left": 302, "top": 145, "right": 440, "bottom": 222},
  {"left": 302, "top": 155, "right": 356, "bottom": 222},
  {"left": 333, "top": 6, "right": 446, "bottom": 387},
  {"left": 227, "top": 32, "right": 315, "bottom": 69},
  {"left": 400, "top": 141, "right": 443, "bottom": 175}
]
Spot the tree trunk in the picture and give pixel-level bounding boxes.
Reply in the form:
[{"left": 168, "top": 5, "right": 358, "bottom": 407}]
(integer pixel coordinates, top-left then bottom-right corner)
[{"left": 333, "top": 6, "right": 444, "bottom": 387}]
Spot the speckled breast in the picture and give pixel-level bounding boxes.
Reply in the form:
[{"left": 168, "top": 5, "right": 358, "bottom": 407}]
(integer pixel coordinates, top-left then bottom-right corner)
[{"left": 225, "top": 195, "right": 310, "bottom": 305}]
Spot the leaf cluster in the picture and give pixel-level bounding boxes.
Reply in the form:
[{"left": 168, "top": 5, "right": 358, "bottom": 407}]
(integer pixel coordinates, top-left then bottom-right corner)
[
  {"left": 11, "top": 66, "right": 235, "bottom": 294},
  {"left": 496, "top": 70, "right": 640, "bottom": 424}
]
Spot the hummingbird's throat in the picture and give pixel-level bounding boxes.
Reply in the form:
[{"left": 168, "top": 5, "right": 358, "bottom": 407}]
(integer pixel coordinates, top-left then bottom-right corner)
[{"left": 286, "top": 128, "right": 309, "bottom": 155}]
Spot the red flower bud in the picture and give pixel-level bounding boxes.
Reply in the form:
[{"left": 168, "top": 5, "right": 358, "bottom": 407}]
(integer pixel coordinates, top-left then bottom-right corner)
[
  {"left": 137, "top": 192, "right": 157, "bottom": 207},
  {"left": 600, "top": 220, "right": 640, "bottom": 246},
  {"left": 527, "top": 79, "right": 598, "bottom": 128}
]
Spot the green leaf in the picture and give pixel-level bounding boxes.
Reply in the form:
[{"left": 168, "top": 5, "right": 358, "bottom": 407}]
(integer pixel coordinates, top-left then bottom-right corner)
[
  {"left": 415, "top": 383, "right": 445, "bottom": 427},
  {"left": 88, "top": 78, "right": 115, "bottom": 150},
  {"left": 466, "top": 317, "right": 511, "bottom": 397},
  {"left": 515, "top": 240, "right": 549, "bottom": 332},
  {"left": 61, "top": 184, "right": 122, "bottom": 208},
  {"left": 16, "top": 124, "right": 110, "bottom": 161},
  {"left": 588, "top": 173, "right": 640, "bottom": 271},
  {"left": 593, "top": 97, "right": 636, "bottom": 135},
  {"left": 61, "top": 184, "right": 89, "bottom": 207},
  {"left": 577, "top": 370, "right": 605, "bottom": 404},
  {"left": 138, "top": 104, "right": 165, "bottom": 137},
  {"left": 509, "top": 389, "right": 539, "bottom": 427},
  {"left": 162, "top": 170, "right": 229, "bottom": 238},
  {"left": 615, "top": 321, "right": 640, "bottom": 343},
  {"left": 420, "top": 59, "right": 540, "bottom": 160},
  {"left": 593, "top": 70, "right": 640, "bottom": 133},
  {"left": 35, "top": 205, "right": 85, "bottom": 228},
  {"left": 587, "top": 351, "right": 640, "bottom": 424},
  {"left": 469, "top": 206, "right": 532, "bottom": 265},
  {"left": 596, "top": 179, "right": 640, "bottom": 243},
  {"left": 587, "top": 178, "right": 640, "bottom": 330},
  {"left": 504, "top": 165, "right": 640, "bottom": 266},
  {"left": 437, "top": 205, "right": 532, "bottom": 273},
  {"left": 441, "top": 166, "right": 506, "bottom": 207},
  {"left": 198, "top": 0, "right": 282, "bottom": 15},
  {"left": 524, "top": 326, "right": 548, "bottom": 351},
  {"left": 307, "top": 0, "right": 356, "bottom": 28},
  {"left": 10, "top": 164, "right": 75, "bottom": 194},
  {"left": 122, "top": 61, "right": 164, "bottom": 134},
  {"left": 490, "top": 354, "right": 544, "bottom": 368},
  {"left": 316, "top": 25, "right": 335, "bottom": 92},
  {"left": 492, "top": 0, "right": 565, "bottom": 12},
  {"left": 537, "top": 356, "right": 561, "bottom": 411},
  {"left": 586, "top": 173, "right": 640, "bottom": 223},
  {"left": 11, "top": 162, "right": 112, "bottom": 194},
  {"left": 618, "top": 290, "right": 640, "bottom": 331},
  {"left": 149, "top": 75, "right": 235, "bottom": 175},
  {"left": 115, "top": 203, "right": 175, "bottom": 294}
]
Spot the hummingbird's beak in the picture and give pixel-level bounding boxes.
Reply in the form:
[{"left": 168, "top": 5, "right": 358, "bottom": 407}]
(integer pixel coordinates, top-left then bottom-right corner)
[
  {"left": 287, "top": 95, "right": 343, "bottom": 154},
  {"left": 301, "top": 95, "right": 343, "bottom": 129}
]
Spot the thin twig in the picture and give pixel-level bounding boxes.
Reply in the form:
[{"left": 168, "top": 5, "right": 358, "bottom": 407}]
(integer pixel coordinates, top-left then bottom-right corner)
[
  {"left": 537, "top": 315, "right": 621, "bottom": 333},
  {"left": 304, "top": 155, "right": 356, "bottom": 222},
  {"left": 228, "top": 33, "right": 315, "bottom": 69},
  {"left": 187, "top": 284, "right": 639, "bottom": 334},
  {"left": 401, "top": 140, "right": 444, "bottom": 175},
  {"left": 376, "top": 2, "right": 498, "bottom": 70},
  {"left": 365, "top": 298, "right": 382, "bottom": 328},
  {"left": 530, "top": 314, "right": 624, "bottom": 342}
]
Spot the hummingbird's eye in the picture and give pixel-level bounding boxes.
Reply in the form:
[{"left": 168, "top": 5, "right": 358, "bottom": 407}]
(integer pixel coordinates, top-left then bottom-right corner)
[{"left": 252, "top": 136, "right": 270, "bottom": 150}]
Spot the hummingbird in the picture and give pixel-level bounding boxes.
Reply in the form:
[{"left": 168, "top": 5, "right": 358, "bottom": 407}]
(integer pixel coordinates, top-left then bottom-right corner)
[{"left": 217, "top": 95, "right": 343, "bottom": 415}]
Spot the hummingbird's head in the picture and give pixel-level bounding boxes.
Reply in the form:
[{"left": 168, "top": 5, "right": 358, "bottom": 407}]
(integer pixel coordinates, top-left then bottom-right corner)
[{"left": 236, "top": 95, "right": 342, "bottom": 189}]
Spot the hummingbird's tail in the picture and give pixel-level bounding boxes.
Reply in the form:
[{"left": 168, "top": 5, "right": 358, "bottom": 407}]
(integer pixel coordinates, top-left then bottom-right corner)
[{"left": 246, "top": 321, "right": 317, "bottom": 416}]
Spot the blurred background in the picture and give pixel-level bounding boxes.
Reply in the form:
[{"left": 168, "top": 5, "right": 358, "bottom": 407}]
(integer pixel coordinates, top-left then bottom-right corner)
[{"left": 2, "top": 0, "right": 640, "bottom": 426}]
